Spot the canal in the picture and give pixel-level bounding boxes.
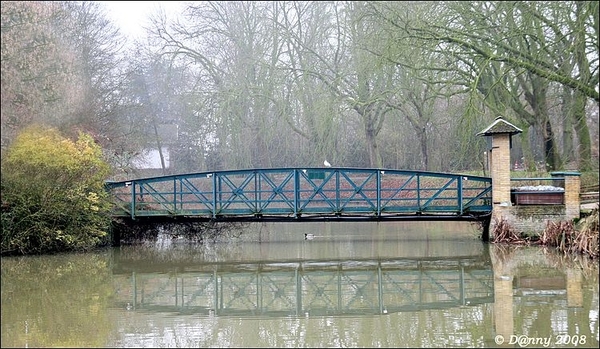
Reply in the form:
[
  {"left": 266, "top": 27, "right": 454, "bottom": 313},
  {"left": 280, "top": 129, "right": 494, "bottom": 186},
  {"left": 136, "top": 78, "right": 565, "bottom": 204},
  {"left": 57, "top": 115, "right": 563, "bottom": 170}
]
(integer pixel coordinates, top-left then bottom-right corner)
[{"left": 1, "top": 221, "right": 598, "bottom": 347}]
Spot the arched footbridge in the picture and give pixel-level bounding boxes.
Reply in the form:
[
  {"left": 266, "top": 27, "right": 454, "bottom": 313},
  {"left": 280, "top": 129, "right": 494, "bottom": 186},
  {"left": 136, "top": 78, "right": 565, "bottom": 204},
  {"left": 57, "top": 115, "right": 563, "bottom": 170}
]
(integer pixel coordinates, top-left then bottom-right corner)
[{"left": 105, "top": 168, "right": 492, "bottom": 222}]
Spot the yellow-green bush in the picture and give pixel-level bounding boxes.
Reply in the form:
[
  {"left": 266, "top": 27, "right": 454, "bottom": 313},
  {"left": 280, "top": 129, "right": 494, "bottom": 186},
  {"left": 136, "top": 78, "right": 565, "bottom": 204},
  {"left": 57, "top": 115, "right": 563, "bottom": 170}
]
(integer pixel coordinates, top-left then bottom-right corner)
[{"left": 1, "top": 125, "right": 112, "bottom": 255}]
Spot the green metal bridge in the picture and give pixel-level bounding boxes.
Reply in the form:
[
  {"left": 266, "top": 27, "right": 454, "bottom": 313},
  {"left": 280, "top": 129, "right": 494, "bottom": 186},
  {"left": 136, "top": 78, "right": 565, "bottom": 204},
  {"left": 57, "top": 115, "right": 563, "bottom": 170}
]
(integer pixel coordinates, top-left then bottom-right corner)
[{"left": 105, "top": 167, "right": 492, "bottom": 222}]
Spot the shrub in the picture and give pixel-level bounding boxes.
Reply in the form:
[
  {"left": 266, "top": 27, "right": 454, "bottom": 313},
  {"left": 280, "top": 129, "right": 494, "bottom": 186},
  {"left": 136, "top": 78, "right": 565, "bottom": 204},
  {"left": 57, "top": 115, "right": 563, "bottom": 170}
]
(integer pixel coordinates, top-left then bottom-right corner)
[{"left": 1, "top": 125, "right": 112, "bottom": 255}]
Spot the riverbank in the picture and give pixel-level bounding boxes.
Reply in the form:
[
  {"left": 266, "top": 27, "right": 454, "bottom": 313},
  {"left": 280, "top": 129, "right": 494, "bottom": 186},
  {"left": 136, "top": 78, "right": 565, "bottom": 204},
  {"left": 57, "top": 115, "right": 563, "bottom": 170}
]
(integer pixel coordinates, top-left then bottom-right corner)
[{"left": 492, "top": 206, "right": 599, "bottom": 259}]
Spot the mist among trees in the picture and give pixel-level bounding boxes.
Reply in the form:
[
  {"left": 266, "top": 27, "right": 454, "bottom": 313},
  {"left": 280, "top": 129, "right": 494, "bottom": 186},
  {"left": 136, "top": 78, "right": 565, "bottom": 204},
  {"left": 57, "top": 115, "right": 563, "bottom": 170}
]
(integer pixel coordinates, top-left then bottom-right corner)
[{"left": 2, "top": 1, "right": 598, "bottom": 179}]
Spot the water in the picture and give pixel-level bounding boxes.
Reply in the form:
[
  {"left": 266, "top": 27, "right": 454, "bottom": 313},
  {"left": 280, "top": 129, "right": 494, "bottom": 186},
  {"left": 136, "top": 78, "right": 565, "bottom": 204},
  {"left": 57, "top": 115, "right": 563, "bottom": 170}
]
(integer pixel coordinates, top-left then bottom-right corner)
[{"left": 1, "top": 221, "right": 598, "bottom": 348}]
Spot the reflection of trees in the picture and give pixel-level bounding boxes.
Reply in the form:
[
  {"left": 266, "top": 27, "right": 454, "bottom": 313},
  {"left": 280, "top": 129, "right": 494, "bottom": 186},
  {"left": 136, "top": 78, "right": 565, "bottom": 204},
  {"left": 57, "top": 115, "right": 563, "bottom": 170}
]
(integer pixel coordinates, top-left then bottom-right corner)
[
  {"left": 0, "top": 251, "right": 113, "bottom": 347},
  {"left": 541, "top": 248, "right": 599, "bottom": 284},
  {"left": 490, "top": 243, "right": 520, "bottom": 262},
  {"left": 115, "top": 233, "right": 253, "bottom": 265},
  {"left": 113, "top": 220, "right": 249, "bottom": 245},
  {"left": 491, "top": 243, "right": 598, "bottom": 285}
]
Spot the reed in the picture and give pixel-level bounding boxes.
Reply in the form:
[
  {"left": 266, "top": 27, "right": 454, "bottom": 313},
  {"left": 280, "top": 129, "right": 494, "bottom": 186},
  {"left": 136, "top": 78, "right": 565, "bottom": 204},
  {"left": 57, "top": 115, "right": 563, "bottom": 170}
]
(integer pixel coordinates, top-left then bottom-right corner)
[
  {"left": 491, "top": 216, "right": 526, "bottom": 244},
  {"left": 540, "top": 220, "right": 576, "bottom": 251},
  {"left": 539, "top": 208, "right": 599, "bottom": 259},
  {"left": 571, "top": 208, "right": 599, "bottom": 258}
]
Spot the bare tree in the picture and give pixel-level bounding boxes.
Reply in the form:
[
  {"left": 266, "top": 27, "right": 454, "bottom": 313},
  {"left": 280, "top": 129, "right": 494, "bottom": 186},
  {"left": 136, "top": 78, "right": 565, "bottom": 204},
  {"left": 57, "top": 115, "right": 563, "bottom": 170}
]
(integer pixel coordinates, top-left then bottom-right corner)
[
  {"left": 277, "top": 1, "right": 343, "bottom": 166},
  {"left": 155, "top": 1, "right": 291, "bottom": 169},
  {"left": 279, "top": 1, "right": 396, "bottom": 167},
  {"left": 369, "top": 1, "right": 598, "bottom": 171},
  {"left": 1, "top": 1, "right": 77, "bottom": 151},
  {"left": 57, "top": 1, "right": 125, "bottom": 139}
]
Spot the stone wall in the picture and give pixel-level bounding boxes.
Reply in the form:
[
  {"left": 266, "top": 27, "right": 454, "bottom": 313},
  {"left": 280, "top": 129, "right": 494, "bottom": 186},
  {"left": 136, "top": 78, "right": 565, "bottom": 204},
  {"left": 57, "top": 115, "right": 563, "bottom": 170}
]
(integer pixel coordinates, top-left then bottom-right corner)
[{"left": 491, "top": 205, "right": 566, "bottom": 235}]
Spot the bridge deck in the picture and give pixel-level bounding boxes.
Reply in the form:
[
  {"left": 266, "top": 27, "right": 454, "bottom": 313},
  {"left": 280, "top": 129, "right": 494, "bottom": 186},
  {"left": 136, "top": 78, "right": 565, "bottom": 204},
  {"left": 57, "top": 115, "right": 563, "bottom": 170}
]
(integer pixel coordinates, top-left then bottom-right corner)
[{"left": 105, "top": 168, "right": 492, "bottom": 222}]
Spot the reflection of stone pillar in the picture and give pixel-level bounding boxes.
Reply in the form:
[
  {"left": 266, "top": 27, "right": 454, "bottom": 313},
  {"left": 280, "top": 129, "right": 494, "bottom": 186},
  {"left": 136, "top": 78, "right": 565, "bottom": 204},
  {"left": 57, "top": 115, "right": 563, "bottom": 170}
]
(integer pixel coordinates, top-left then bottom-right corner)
[
  {"left": 494, "top": 275, "right": 514, "bottom": 342},
  {"left": 489, "top": 245, "right": 515, "bottom": 344},
  {"left": 566, "top": 268, "right": 583, "bottom": 308}
]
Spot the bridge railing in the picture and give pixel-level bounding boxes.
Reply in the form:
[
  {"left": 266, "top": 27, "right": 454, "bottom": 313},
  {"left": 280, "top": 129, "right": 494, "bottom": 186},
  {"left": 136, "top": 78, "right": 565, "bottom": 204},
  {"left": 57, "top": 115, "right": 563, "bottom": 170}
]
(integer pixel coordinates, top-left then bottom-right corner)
[{"left": 105, "top": 168, "right": 492, "bottom": 220}]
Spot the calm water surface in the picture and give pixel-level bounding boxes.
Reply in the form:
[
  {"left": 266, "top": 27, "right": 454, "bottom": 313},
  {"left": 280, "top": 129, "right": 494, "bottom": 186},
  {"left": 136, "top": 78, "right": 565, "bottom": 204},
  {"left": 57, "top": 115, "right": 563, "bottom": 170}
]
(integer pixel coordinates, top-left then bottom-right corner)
[{"left": 1, "top": 221, "right": 598, "bottom": 348}]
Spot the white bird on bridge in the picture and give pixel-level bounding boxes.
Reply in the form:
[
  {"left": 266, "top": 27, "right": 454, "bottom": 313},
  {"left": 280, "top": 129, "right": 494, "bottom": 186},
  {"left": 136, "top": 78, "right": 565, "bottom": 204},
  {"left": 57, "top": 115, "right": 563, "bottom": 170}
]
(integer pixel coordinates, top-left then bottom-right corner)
[{"left": 324, "top": 160, "right": 332, "bottom": 167}]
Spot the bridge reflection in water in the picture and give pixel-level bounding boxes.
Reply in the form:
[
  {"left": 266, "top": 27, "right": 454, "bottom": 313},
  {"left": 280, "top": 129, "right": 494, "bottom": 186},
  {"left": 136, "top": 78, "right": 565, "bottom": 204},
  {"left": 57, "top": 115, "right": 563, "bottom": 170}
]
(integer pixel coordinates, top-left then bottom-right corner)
[{"left": 112, "top": 256, "right": 494, "bottom": 317}]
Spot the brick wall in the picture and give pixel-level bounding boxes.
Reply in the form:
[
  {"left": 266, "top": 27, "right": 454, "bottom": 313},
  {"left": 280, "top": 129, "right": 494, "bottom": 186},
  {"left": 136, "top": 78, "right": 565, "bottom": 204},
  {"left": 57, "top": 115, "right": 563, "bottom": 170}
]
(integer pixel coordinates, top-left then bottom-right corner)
[
  {"left": 491, "top": 205, "right": 566, "bottom": 235},
  {"left": 491, "top": 134, "right": 511, "bottom": 205}
]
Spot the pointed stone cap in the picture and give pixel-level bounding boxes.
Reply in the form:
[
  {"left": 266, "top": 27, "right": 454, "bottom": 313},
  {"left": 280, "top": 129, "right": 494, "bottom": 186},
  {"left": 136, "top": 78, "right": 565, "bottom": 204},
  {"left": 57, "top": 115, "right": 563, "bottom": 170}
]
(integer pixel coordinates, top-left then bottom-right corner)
[{"left": 477, "top": 116, "right": 522, "bottom": 136}]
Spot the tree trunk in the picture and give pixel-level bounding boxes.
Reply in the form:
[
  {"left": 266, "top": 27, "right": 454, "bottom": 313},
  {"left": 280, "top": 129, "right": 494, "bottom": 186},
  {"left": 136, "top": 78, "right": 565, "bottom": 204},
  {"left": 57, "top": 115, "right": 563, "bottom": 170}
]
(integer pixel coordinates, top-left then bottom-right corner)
[
  {"left": 561, "top": 87, "right": 574, "bottom": 165},
  {"left": 364, "top": 123, "right": 381, "bottom": 168},
  {"left": 419, "top": 129, "right": 428, "bottom": 171},
  {"left": 519, "top": 128, "right": 536, "bottom": 171},
  {"left": 542, "top": 119, "right": 559, "bottom": 171},
  {"left": 573, "top": 90, "right": 592, "bottom": 170}
]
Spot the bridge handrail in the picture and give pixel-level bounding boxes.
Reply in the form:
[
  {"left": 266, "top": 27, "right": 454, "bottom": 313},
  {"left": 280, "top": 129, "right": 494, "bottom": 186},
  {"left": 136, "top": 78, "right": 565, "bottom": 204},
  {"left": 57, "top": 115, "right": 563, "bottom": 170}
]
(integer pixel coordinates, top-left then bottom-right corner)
[
  {"left": 105, "top": 167, "right": 492, "bottom": 220},
  {"left": 105, "top": 167, "right": 493, "bottom": 185}
]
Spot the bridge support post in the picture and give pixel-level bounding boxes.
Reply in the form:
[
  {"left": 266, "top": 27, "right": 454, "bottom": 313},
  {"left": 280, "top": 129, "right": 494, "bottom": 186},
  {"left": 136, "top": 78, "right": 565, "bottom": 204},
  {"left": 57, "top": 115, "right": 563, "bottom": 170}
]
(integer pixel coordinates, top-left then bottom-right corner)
[
  {"left": 481, "top": 214, "right": 491, "bottom": 242},
  {"left": 110, "top": 222, "right": 121, "bottom": 247},
  {"left": 477, "top": 117, "right": 523, "bottom": 242}
]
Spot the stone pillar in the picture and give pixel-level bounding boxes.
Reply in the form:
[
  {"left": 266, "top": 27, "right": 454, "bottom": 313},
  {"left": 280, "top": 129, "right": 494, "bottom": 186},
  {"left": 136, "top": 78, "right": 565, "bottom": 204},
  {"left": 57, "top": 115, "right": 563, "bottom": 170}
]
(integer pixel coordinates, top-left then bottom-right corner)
[
  {"left": 551, "top": 171, "right": 581, "bottom": 220},
  {"left": 491, "top": 134, "right": 512, "bottom": 207},
  {"left": 477, "top": 117, "right": 522, "bottom": 241},
  {"left": 489, "top": 134, "right": 513, "bottom": 240}
]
